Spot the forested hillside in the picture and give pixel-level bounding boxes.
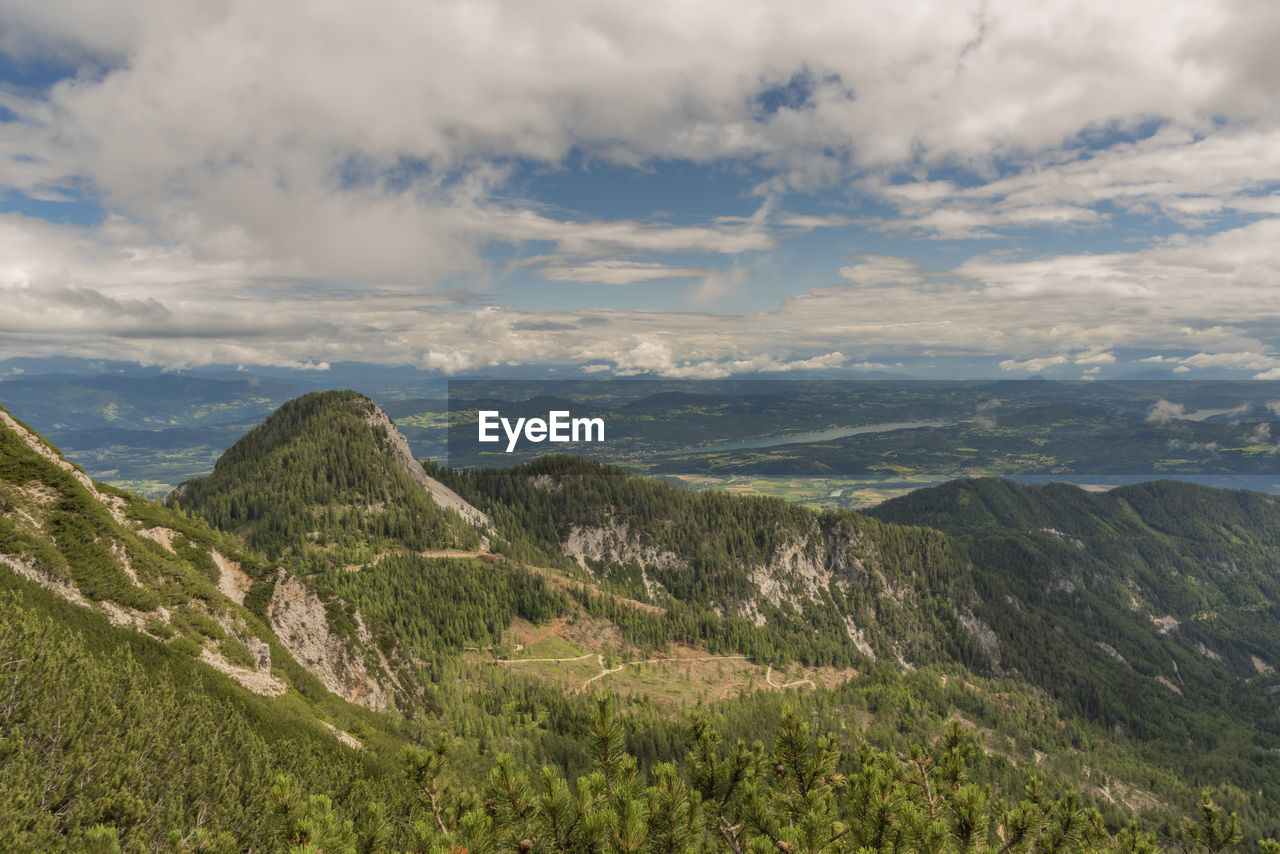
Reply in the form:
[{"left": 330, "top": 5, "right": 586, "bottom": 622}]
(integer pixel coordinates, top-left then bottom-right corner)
[
  {"left": 6, "top": 395, "right": 1280, "bottom": 849},
  {"left": 434, "top": 456, "right": 986, "bottom": 669},
  {"left": 436, "top": 457, "right": 1280, "bottom": 836},
  {"left": 169, "top": 391, "right": 483, "bottom": 569}
]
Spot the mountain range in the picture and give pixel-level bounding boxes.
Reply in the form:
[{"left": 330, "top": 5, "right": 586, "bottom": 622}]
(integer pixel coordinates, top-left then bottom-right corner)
[{"left": 3, "top": 390, "right": 1279, "bottom": 851}]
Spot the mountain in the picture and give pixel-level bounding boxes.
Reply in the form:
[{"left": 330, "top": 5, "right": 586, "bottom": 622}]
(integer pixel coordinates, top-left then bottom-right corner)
[
  {"left": 0, "top": 373, "right": 307, "bottom": 432},
  {"left": 0, "top": 402, "right": 450, "bottom": 848},
  {"left": 6, "top": 393, "right": 1280, "bottom": 849},
  {"left": 433, "top": 455, "right": 978, "bottom": 668},
  {"left": 169, "top": 390, "right": 489, "bottom": 570},
  {"left": 864, "top": 477, "right": 1280, "bottom": 708},
  {"left": 437, "top": 457, "right": 1280, "bottom": 832}
]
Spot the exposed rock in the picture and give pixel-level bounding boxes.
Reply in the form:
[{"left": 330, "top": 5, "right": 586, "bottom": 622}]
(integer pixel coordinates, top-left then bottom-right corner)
[
  {"left": 1050, "top": 577, "right": 1078, "bottom": 594},
  {"left": 844, "top": 616, "right": 876, "bottom": 660},
  {"left": 137, "top": 526, "right": 180, "bottom": 552},
  {"left": 759, "top": 537, "right": 835, "bottom": 610},
  {"left": 1149, "top": 614, "right": 1179, "bottom": 634},
  {"left": 739, "top": 598, "right": 768, "bottom": 627},
  {"left": 1096, "top": 641, "right": 1131, "bottom": 669},
  {"left": 266, "top": 570, "right": 398, "bottom": 711},
  {"left": 109, "top": 541, "right": 141, "bottom": 586},
  {"left": 1252, "top": 655, "right": 1275, "bottom": 675},
  {"left": 958, "top": 611, "right": 1001, "bottom": 669},
  {"left": 564, "top": 521, "right": 682, "bottom": 601},
  {"left": 322, "top": 721, "right": 364, "bottom": 750},
  {"left": 1040, "top": 527, "right": 1086, "bottom": 549},
  {"left": 530, "top": 474, "right": 562, "bottom": 492},
  {"left": 199, "top": 645, "right": 288, "bottom": 697},
  {"left": 1155, "top": 675, "right": 1183, "bottom": 696},
  {"left": 364, "top": 406, "right": 491, "bottom": 531},
  {"left": 1, "top": 552, "right": 91, "bottom": 608},
  {"left": 1, "top": 409, "right": 128, "bottom": 524},
  {"left": 1197, "top": 642, "right": 1224, "bottom": 662},
  {"left": 212, "top": 549, "right": 252, "bottom": 605}
]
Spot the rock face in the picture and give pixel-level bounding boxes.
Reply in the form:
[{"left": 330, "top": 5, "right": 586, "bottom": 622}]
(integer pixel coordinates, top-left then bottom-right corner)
[
  {"left": 266, "top": 571, "right": 400, "bottom": 711},
  {"left": 559, "top": 513, "right": 935, "bottom": 665},
  {"left": 0, "top": 408, "right": 128, "bottom": 524},
  {"left": 2, "top": 403, "right": 427, "bottom": 711},
  {"left": 213, "top": 550, "right": 253, "bottom": 605},
  {"left": 563, "top": 521, "right": 678, "bottom": 599},
  {"left": 364, "top": 405, "right": 492, "bottom": 532},
  {"left": 957, "top": 611, "right": 1002, "bottom": 670}
]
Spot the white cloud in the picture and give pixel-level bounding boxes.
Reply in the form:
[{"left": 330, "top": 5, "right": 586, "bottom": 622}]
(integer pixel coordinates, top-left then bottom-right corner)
[
  {"left": 838, "top": 255, "right": 929, "bottom": 287},
  {"left": 874, "top": 127, "right": 1280, "bottom": 237},
  {"left": 3, "top": 1, "right": 1280, "bottom": 373},
  {"left": 3, "top": 0, "right": 1278, "bottom": 270},
  {"left": 1073, "top": 348, "right": 1116, "bottom": 366},
  {"left": 601, "top": 342, "right": 848, "bottom": 378},
  {"left": 998, "top": 356, "right": 1069, "bottom": 373},
  {"left": 533, "top": 260, "right": 711, "bottom": 285},
  {"left": 1178, "top": 351, "right": 1280, "bottom": 371},
  {"left": 1146, "top": 399, "right": 1185, "bottom": 424}
]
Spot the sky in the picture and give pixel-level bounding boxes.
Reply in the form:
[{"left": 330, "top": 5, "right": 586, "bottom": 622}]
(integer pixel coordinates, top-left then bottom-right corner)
[{"left": 2, "top": 0, "right": 1280, "bottom": 380}]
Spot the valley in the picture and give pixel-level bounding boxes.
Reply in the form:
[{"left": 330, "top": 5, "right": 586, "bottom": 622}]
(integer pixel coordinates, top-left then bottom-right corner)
[{"left": 3, "top": 390, "right": 1280, "bottom": 851}]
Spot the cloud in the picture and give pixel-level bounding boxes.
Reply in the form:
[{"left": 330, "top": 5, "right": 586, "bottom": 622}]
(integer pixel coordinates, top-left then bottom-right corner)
[
  {"left": 690, "top": 268, "right": 748, "bottom": 307},
  {"left": 1220, "top": 402, "right": 1253, "bottom": 423},
  {"left": 1178, "top": 351, "right": 1280, "bottom": 372},
  {"left": 998, "top": 356, "right": 1069, "bottom": 373},
  {"left": 838, "top": 255, "right": 929, "bottom": 287},
  {"left": 974, "top": 398, "right": 1002, "bottom": 429},
  {"left": 533, "top": 260, "right": 711, "bottom": 285},
  {"left": 4, "top": 0, "right": 1279, "bottom": 269},
  {"left": 1167, "top": 439, "right": 1219, "bottom": 454},
  {"left": 1072, "top": 348, "right": 1116, "bottom": 366},
  {"left": 873, "top": 127, "right": 1280, "bottom": 237},
  {"left": 601, "top": 343, "right": 848, "bottom": 379},
  {"left": 1146, "top": 399, "right": 1186, "bottom": 424},
  {"left": 4, "top": 1, "right": 1280, "bottom": 374}
]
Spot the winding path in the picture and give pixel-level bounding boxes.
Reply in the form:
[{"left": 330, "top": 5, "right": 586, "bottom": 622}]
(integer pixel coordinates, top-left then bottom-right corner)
[
  {"left": 496, "top": 650, "right": 814, "bottom": 693},
  {"left": 765, "top": 664, "right": 815, "bottom": 690}
]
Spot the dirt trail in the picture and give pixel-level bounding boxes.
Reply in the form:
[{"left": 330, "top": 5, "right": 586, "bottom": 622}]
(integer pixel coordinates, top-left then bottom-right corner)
[
  {"left": 495, "top": 649, "right": 816, "bottom": 694},
  {"left": 765, "top": 665, "right": 815, "bottom": 690},
  {"left": 498, "top": 653, "right": 598, "bottom": 664}
]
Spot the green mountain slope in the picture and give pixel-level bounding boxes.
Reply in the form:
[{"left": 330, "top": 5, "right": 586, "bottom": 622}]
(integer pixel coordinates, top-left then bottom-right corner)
[
  {"left": 9, "top": 394, "right": 1280, "bottom": 849},
  {"left": 435, "top": 455, "right": 985, "bottom": 669},
  {"left": 169, "top": 390, "right": 486, "bottom": 569},
  {"left": 434, "top": 458, "right": 1280, "bottom": 833},
  {"left": 866, "top": 478, "right": 1280, "bottom": 821}
]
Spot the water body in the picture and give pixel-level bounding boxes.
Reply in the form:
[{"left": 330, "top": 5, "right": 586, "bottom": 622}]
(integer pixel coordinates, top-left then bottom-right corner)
[{"left": 657, "top": 420, "right": 950, "bottom": 457}]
